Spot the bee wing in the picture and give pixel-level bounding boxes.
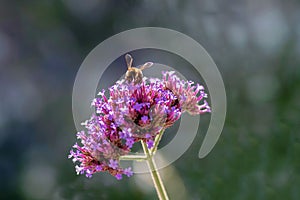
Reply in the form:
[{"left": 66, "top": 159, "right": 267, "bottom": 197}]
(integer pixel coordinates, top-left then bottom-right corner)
[
  {"left": 139, "top": 62, "right": 153, "bottom": 71},
  {"left": 125, "top": 54, "right": 133, "bottom": 69}
]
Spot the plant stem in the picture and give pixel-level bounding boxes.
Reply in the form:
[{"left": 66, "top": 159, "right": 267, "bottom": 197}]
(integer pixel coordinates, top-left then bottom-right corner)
[
  {"left": 150, "top": 128, "right": 165, "bottom": 155},
  {"left": 119, "top": 154, "right": 147, "bottom": 161},
  {"left": 141, "top": 140, "right": 169, "bottom": 200}
]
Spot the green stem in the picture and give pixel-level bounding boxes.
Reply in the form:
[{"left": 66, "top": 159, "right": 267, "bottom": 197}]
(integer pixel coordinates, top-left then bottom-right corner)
[
  {"left": 150, "top": 128, "right": 165, "bottom": 155},
  {"left": 119, "top": 154, "right": 147, "bottom": 161},
  {"left": 141, "top": 140, "right": 169, "bottom": 200}
]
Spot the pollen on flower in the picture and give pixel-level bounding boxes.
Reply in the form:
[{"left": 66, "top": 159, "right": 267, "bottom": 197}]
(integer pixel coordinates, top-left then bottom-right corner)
[{"left": 68, "top": 70, "right": 210, "bottom": 180}]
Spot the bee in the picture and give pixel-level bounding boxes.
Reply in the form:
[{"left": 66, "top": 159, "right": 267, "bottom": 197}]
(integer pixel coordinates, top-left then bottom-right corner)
[{"left": 125, "top": 54, "right": 153, "bottom": 85}]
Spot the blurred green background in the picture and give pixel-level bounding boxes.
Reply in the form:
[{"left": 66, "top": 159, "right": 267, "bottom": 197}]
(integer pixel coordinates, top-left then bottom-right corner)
[{"left": 0, "top": 0, "right": 300, "bottom": 200}]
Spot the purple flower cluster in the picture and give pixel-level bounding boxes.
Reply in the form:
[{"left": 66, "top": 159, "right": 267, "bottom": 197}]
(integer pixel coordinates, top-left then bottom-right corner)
[{"left": 69, "top": 71, "right": 210, "bottom": 179}]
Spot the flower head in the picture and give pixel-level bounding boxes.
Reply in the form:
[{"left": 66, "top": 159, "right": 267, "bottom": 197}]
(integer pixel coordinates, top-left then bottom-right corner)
[
  {"left": 162, "top": 71, "right": 211, "bottom": 115},
  {"left": 69, "top": 70, "right": 210, "bottom": 179}
]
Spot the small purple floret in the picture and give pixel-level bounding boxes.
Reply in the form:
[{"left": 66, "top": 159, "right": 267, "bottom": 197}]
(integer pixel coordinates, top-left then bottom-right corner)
[
  {"left": 141, "top": 115, "right": 148, "bottom": 123},
  {"left": 123, "top": 167, "right": 133, "bottom": 177},
  {"left": 147, "top": 140, "right": 154, "bottom": 149},
  {"left": 115, "top": 174, "right": 122, "bottom": 180},
  {"left": 109, "top": 159, "right": 118, "bottom": 170},
  {"left": 126, "top": 137, "right": 135, "bottom": 148}
]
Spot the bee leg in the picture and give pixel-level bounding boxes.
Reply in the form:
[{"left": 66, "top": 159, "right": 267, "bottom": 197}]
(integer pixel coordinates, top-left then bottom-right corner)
[
  {"left": 134, "top": 71, "right": 143, "bottom": 84},
  {"left": 125, "top": 70, "right": 134, "bottom": 83}
]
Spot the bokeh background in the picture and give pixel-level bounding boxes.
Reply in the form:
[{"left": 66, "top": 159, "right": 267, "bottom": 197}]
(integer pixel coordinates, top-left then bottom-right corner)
[{"left": 1, "top": 0, "right": 300, "bottom": 200}]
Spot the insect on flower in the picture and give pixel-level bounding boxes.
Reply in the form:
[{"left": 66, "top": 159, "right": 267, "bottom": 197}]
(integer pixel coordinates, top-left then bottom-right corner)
[
  {"left": 68, "top": 53, "right": 211, "bottom": 181},
  {"left": 125, "top": 54, "right": 153, "bottom": 85}
]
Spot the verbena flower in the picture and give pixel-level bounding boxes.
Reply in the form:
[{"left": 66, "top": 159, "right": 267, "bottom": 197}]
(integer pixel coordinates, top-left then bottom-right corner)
[
  {"left": 163, "top": 71, "right": 211, "bottom": 115},
  {"left": 68, "top": 71, "right": 210, "bottom": 179}
]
